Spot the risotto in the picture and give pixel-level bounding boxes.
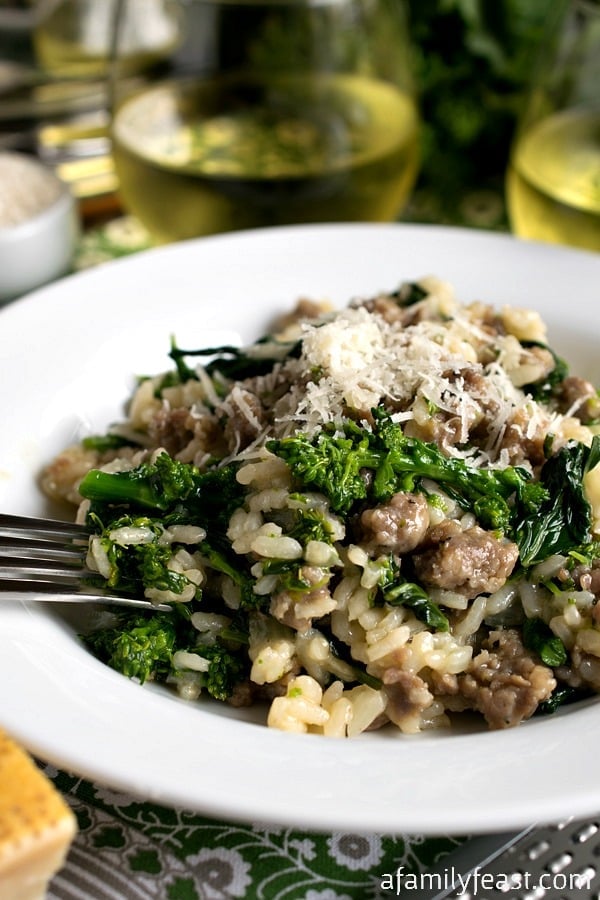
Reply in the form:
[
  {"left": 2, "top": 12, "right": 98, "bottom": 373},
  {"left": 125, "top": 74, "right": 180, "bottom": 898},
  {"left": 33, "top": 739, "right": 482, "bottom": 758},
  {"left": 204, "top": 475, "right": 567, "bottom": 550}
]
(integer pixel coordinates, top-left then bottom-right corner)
[{"left": 41, "top": 276, "right": 600, "bottom": 737}]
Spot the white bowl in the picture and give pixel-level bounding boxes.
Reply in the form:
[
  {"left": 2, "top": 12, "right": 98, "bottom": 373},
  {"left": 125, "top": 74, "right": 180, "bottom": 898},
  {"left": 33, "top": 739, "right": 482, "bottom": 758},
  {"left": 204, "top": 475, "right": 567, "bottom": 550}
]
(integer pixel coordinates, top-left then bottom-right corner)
[{"left": 0, "top": 161, "right": 80, "bottom": 303}]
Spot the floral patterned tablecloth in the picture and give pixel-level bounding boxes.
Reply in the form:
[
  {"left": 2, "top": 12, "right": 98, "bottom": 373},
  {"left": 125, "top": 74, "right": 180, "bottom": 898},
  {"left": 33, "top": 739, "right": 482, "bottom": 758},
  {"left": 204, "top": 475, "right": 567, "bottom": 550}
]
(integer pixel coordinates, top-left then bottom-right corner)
[{"left": 46, "top": 763, "right": 462, "bottom": 900}]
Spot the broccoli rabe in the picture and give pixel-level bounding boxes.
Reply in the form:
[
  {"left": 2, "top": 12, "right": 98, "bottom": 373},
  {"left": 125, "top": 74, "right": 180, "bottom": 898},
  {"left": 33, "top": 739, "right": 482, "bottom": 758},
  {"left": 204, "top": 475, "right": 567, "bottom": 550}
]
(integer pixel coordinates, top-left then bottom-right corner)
[
  {"left": 375, "top": 555, "right": 449, "bottom": 632},
  {"left": 320, "top": 627, "right": 382, "bottom": 691},
  {"left": 537, "top": 684, "right": 593, "bottom": 716},
  {"left": 389, "top": 282, "right": 429, "bottom": 307},
  {"left": 79, "top": 452, "right": 198, "bottom": 512},
  {"left": 268, "top": 412, "right": 600, "bottom": 572},
  {"left": 287, "top": 505, "right": 336, "bottom": 545},
  {"left": 522, "top": 617, "right": 568, "bottom": 668},
  {"left": 84, "top": 609, "right": 248, "bottom": 700},
  {"left": 267, "top": 427, "right": 377, "bottom": 516},
  {"left": 199, "top": 540, "right": 260, "bottom": 609},
  {"left": 521, "top": 343, "right": 569, "bottom": 403},
  {"left": 183, "top": 642, "right": 247, "bottom": 702},
  {"left": 85, "top": 611, "right": 180, "bottom": 684},
  {"left": 79, "top": 452, "right": 249, "bottom": 601},
  {"left": 515, "top": 436, "right": 600, "bottom": 566},
  {"left": 261, "top": 558, "right": 326, "bottom": 594},
  {"left": 168, "top": 335, "right": 301, "bottom": 383},
  {"left": 82, "top": 433, "right": 138, "bottom": 452},
  {"left": 190, "top": 466, "right": 247, "bottom": 532},
  {"left": 267, "top": 410, "right": 545, "bottom": 531},
  {"left": 90, "top": 514, "right": 198, "bottom": 597},
  {"left": 79, "top": 452, "right": 245, "bottom": 532}
]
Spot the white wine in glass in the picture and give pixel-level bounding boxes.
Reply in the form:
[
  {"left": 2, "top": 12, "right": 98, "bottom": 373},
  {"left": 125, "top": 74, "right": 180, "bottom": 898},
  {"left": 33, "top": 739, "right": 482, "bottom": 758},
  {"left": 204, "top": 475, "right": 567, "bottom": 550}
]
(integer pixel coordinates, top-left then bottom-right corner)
[
  {"left": 506, "top": 0, "right": 600, "bottom": 252},
  {"left": 110, "top": 0, "right": 420, "bottom": 244}
]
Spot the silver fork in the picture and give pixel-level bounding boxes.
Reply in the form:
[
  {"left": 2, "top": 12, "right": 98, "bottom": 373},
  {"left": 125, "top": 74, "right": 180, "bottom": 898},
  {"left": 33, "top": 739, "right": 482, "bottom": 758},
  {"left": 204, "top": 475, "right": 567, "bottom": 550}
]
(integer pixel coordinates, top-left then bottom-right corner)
[{"left": 0, "top": 512, "right": 169, "bottom": 609}]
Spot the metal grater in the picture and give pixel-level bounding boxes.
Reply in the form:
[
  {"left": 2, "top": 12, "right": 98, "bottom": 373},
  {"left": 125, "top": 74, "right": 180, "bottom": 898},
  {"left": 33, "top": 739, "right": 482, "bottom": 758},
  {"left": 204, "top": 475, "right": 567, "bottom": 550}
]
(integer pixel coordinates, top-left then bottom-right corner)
[{"left": 396, "top": 816, "right": 600, "bottom": 899}]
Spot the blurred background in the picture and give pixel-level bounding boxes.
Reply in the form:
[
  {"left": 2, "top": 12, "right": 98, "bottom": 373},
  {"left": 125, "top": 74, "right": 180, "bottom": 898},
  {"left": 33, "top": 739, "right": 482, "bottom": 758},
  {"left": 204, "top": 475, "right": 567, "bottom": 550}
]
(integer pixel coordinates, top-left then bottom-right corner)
[
  {"left": 404, "top": 0, "right": 558, "bottom": 230},
  {"left": 0, "top": 0, "right": 584, "bottom": 260},
  {"left": 0, "top": 0, "right": 556, "bottom": 228}
]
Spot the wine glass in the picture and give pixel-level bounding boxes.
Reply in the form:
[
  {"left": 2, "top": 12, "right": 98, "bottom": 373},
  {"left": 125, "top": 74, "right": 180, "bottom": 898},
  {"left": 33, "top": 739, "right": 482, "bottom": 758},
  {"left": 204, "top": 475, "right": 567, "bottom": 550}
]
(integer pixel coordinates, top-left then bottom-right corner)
[
  {"left": 23, "top": 1, "right": 179, "bottom": 215},
  {"left": 32, "top": 0, "right": 181, "bottom": 76},
  {"left": 109, "top": 0, "right": 420, "bottom": 244},
  {"left": 506, "top": 0, "right": 600, "bottom": 252}
]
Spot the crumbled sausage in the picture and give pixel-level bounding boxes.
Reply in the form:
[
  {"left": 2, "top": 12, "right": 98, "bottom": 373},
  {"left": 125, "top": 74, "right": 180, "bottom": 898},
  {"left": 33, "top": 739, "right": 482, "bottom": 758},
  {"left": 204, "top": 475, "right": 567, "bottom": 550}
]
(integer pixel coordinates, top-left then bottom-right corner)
[
  {"left": 570, "top": 560, "right": 600, "bottom": 600},
  {"left": 271, "top": 297, "right": 330, "bottom": 333},
  {"left": 39, "top": 443, "right": 103, "bottom": 505},
  {"left": 403, "top": 410, "right": 466, "bottom": 449},
  {"left": 148, "top": 407, "right": 195, "bottom": 456},
  {"left": 359, "top": 491, "right": 430, "bottom": 555},
  {"left": 222, "top": 388, "right": 267, "bottom": 453},
  {"left": 557, "top": 375, "right": 600, "bottom": 422},
  {"left": 441, "top": 628, "right": 556, "bottom": 729},
  {"left": 413, "top": 524, "right": 518, "bottom": 599},
  {"left": 148, "top": 405, "right": 225, "bottom": 460},
  {"left": 355, "top": 295, "right": 407, "bottom": 325},
  {"left": 270, "top": 566, "right": 334, "bottom": 631},
  {"left": 403, "top": 367, "right": 503, "bottom": 451},
  {"left": 227, "top": 679, "right": 256, "bottom": 707},
  {"left": 497, "top": 407, "right": 549, "bottom": 467},
  {"left": 383, "top": 668, "right": 433, "bottom": 732},
  {"left": 39, "top": 442, "right": 140, "bottom": 505}
]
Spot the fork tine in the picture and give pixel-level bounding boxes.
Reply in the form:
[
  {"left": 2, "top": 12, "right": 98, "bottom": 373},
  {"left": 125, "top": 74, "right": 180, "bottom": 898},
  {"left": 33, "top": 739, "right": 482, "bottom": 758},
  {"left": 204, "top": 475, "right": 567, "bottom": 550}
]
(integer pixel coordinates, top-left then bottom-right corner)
[
  {"left": 0, "top": 535, "right": 86, "bottom": 560},
  {"left": 0, "top": 512, "right": 173, "bottom": 611},
  {"left": 0, "top": 512, "right": 89, "bottom": 539},
  {"left": 0, "top": 577, "right": 170, "bottom": 610},
  {"left": 0, "top": 555, "right": 88, "bottom": 580}
]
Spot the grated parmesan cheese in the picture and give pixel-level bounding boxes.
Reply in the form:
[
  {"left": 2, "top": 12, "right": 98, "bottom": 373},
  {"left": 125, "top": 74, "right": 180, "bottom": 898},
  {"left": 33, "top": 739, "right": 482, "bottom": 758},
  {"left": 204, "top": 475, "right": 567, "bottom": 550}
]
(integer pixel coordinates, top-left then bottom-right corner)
[{"left": 266, "top": 297, "right": 555, "bottom": 470}]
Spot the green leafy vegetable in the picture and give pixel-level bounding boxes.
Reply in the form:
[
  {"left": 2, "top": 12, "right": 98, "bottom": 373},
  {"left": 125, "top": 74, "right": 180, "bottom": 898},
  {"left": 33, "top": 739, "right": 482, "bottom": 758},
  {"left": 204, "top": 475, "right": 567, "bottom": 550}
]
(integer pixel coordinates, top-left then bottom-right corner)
[
  {"left": 515, "top": 437, "right": 600, "bottom": 566},
  {"left": 81, "top": 433, "right": 136, "bottom": 452},
  {"left": 267, "top": 410, "right": 544, "bottom": 531},
  {"left": 181, "top": 642, "right": 247, "bottom": 702},
  {"left": 267, "top": 427, "right": 376, "bottom": 516},
  {"left": 189, "top": 465, "right": 247, "bottom": 532},
  {"left": 199, "top": 540, "right": 260, "bottom": 609},
  {"left": 85, "top": 611, "right": 179, "bottom": 684},
  {"left": 79, "top": 451, "right": 198, "bottom": 513},
  {"left": 323, "top": 628, "right": 383, "bottom": 691},
  {"left": 522, "top": 617, "right": 568, "bottom": 668},
  {"left": 382, "top": 581, "right": 449, "bottom": 632},
  {"left": 79, "top": 451, "right": 246, "bottom": 532},
  {"left": 84, "top": 609, "right": 248, "bottom": 701},
  {"left": 88, "top": 515, "right": 197, "bottom": 597},
  {"left": 287, "top": 506, "right": 335, "bottom": 544},
  {"left": 168, "top": 335, "right": 301, "bottom": 383},
  {"left": 537, "top": 683, "right": 592, "bottom": 716},
  {"left": 78, "top": 452, "right": 248, "bottom": 601},
  {"left": 521, "top": 342, "right": 569, "bottom": 403},
  {"left": 375, "top": 554, "right": 449, "bottom": 631},
  {"left": 389, "top": 281, "right": 429, "bottom": 306}
]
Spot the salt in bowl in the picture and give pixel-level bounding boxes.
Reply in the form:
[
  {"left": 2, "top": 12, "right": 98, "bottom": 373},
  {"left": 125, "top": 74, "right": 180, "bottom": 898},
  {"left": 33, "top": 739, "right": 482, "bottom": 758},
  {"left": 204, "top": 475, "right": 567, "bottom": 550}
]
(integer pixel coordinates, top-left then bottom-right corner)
[{"left": 0, "top": 152, "right": 80, "bottom": 303}]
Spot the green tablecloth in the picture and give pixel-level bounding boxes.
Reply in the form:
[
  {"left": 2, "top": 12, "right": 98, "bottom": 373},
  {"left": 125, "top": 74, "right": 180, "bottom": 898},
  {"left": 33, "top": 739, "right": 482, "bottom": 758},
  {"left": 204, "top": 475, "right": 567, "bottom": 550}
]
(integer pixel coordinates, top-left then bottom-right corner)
[{"left": 47, "top": 763, "right": 463, "bottom": 899}]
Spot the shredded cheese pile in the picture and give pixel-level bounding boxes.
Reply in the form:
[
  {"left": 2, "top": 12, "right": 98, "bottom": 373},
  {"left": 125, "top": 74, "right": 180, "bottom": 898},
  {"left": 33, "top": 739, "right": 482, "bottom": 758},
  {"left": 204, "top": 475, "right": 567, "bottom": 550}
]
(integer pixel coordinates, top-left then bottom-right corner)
[{"left": 269, "top": 284, "right": 559, "bottom": 469}]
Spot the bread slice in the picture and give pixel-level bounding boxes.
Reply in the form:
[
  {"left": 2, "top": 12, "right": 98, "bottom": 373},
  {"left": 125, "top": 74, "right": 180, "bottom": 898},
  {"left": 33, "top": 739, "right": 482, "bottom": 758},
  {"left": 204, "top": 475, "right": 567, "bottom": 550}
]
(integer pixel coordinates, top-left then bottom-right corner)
[{"left": 0, "top": 729, "right": 77, "bottom": 900}]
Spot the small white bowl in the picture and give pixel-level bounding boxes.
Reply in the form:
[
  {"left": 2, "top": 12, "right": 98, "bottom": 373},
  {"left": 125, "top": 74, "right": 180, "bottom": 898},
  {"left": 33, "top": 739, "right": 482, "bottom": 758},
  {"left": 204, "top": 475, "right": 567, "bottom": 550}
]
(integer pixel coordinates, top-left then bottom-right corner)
[{"left": 0, "top": 157, "right": 80, "bottom": 304}]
